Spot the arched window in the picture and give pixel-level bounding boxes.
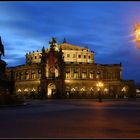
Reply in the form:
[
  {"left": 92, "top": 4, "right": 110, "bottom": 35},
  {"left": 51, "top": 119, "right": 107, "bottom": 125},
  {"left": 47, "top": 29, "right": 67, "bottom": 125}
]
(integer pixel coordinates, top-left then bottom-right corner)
[
  {"left": 20, "top": 72, "right": 23, "bottom": 80},
  {"left": 66, "top": 72, "right": 70, "bottom": 78},
  {"left": 96, "top": 71, "right": 100, "bottom": 79},
  {"left": 38, "top": 70, "right": 41, "bottom": 78},
  {"left": 16, "top": 72, "right": 20, "bottom": 80},
  {"left": 82, "top": 72, "right": 87, "bottom": 79},
  {"left": 31, "top": 71, "right": 36, "bottom": 79},
  {"left": 74, "top": 72, "right": 78, "bottom": 79},
  {"left": 25, "top": 71, "right": 29, "bottom": 80},
  {"left": 89, "top": 72, "right": 93, "bottom": 79}
]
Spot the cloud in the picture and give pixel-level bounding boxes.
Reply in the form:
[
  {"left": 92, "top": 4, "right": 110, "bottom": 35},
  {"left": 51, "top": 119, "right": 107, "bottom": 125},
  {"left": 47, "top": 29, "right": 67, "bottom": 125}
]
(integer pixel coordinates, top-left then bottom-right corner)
[{"left": 0, "top": 1, "right": 140, "bottom": 83}]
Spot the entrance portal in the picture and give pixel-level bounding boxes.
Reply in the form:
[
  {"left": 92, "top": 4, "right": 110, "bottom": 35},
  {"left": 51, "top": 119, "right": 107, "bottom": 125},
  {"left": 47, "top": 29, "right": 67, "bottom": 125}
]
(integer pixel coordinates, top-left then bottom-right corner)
[{"left": 47, "top": 83, "right": 56, "bottom": 98}]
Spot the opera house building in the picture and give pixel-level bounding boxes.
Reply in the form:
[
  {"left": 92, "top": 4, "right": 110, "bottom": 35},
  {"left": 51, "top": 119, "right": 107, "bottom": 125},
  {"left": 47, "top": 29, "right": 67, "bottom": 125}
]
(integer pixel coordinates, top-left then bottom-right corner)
[{"left": 6, "top": 38, "right": 136, "bottom": 99}]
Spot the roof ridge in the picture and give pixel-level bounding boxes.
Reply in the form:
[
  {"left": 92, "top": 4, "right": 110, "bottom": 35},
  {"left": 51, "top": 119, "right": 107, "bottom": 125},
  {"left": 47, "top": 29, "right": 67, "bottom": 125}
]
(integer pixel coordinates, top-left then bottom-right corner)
[{"left": 58, "top": 42, "right": 87, "bottom": 50}]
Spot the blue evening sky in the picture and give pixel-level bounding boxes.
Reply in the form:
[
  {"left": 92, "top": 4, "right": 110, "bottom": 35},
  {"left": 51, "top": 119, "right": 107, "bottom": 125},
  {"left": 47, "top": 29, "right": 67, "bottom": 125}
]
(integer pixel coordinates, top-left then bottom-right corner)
[{"left": 0, "top": 1, "right": 140, "bottom": 83}]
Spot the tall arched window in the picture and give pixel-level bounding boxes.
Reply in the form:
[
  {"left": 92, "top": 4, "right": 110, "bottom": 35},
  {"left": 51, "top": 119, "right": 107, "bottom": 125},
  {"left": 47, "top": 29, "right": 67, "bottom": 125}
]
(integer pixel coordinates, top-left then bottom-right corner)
[
  {"left": 20, "top": 72, "right": 23, "bottom": 80},
  {"left": 82, "top": 72, "right": 87, "bottom": 79},
  {"left": 89, "top": 72, "right": 93, "bottom": 79},
  {"left": 31, "top": 71, "right": 36, "bottom": 79},
  {"left": 25, "top": 71, "right": 29, "bottom": 80},
  {"left": 74, "top": 72, "right": 78, "bottom": 79},
  {"left": 16, "top": 72, "right": 20, "bottom": 80},
  {"left": 38, "top": 70, "right": 41, "bottom": 79}
]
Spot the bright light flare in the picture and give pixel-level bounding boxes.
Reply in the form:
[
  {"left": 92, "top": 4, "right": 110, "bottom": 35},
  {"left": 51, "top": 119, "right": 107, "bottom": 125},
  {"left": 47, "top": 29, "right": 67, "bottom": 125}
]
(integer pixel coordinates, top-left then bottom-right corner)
[
  {"left": 96, "top": 82, "right": 104, "bottom": 88},
  {"left": 134, "top": 23, "right": 140, "bottom": 49}
]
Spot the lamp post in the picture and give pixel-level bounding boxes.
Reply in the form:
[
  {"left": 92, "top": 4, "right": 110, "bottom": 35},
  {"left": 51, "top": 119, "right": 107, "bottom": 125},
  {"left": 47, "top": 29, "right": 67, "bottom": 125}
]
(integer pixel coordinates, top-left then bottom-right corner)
[{"left": 97, "top": 81, "right": 104, "bottom": 102}]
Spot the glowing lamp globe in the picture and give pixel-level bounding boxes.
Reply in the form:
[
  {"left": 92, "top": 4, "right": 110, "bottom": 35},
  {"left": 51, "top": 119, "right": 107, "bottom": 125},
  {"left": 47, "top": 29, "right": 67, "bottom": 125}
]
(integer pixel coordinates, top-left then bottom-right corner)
[{"left": 134, "top": 23, "right": 140, "bottom": 49}]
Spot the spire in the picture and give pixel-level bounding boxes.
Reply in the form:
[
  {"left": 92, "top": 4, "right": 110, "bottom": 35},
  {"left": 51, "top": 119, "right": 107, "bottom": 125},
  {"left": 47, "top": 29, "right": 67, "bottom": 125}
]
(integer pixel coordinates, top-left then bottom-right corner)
[
  {"left": 41, "top": 46, "right": 46, "bottom": 63},
  {"left": 42, "top": 46, "right": 45, "bottom": 53},
  {"left": 63, "top": 37, "right": 67, "bottom": 43}
]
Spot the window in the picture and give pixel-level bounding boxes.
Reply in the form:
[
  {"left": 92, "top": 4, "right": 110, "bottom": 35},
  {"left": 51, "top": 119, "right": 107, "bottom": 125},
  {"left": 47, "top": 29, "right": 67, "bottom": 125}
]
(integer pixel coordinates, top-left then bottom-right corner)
[
  {"left": 96, "top": 71, "right": 100, "bottom": 79},
  {"left": 38, "top": 70, "right": 41, "bottom": 78},
  {"left": 31, "top": 71, "right": 36, "bottom": 79},
  {"left": 82, "top": 72, "right": 87, "bottom": 79},
  {"left": 74, "top": 73, "right": 78, "bottom": 78},
  {"left": 73, "top": 54, "right": 76, "bottom": 58},
  {"left": 84, "top": 55, "right": 86, "bottom": 59},
  {"left": 35, "top": 56, "right": 37, "bottom": 59},
  {"left": 89, "top": 73, "right": 93, "bottom": 79},
  {"left": 20, "top": 72, "right": 23, "bottom": 80},
  {"left": 66, "top": 72, "right": 70, "bottom": 78},
  {"left": 78, "top": 55, "right": 81, "bottom": 58},
  {"left": 25, "top": 71, "right": 29, "bottom": 80},
  {"left": 96, "top": 74, "right": 99, "bottom": 79},
  {"left": 16, "top": 73, "right": 20, "bottom": 80},
  {"left": 67, "top": 54, "right": 70, "bottom": 57}
]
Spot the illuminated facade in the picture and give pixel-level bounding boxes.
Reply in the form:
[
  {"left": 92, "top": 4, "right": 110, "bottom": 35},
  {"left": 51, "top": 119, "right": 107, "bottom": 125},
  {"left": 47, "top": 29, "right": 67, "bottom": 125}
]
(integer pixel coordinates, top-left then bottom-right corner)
[{"left": 6, "top": 38, "right": 135, "bottom": 99}]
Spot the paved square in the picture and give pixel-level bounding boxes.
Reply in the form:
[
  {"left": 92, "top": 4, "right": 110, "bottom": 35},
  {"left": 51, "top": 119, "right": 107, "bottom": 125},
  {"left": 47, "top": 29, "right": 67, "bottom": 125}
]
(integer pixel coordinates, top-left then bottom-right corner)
[{"left": 0, "top": 99, "right": 140, "bottom": 138}]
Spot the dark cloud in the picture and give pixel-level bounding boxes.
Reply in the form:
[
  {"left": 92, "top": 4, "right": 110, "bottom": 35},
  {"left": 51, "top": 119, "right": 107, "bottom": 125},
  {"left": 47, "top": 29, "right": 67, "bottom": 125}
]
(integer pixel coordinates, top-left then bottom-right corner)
[{"left": 0, "top": 2, "right": 140, "bottom": 83}]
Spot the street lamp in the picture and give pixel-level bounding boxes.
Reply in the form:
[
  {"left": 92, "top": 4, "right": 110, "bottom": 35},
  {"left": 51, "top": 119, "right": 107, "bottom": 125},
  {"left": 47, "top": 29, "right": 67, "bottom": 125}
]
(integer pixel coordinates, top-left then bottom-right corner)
[
  {"left": 96, "top": 81, "right": 104, "bottom": 102},
  {"left": 134, "top": 23, "right": 140, "bottom": 49}
]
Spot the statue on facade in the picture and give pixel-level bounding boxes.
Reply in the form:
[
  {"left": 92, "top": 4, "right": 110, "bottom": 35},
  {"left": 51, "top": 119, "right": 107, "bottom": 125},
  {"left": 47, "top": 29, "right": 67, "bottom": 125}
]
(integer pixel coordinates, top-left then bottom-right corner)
[
  {"left": 49, "top": 37, "right": 57, "bottom": 48},
  {"left": 63, "top": 37, "right": 67, "bottom": 43},
  {"left": 0, "top": 36, "right": 4, "bottom": 60}
]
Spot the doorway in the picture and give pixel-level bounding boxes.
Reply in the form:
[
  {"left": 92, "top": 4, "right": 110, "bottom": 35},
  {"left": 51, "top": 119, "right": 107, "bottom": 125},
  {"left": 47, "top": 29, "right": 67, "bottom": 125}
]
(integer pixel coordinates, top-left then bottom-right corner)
[{"left": 47, "top": 83, "right": 56, "bottom": 98}]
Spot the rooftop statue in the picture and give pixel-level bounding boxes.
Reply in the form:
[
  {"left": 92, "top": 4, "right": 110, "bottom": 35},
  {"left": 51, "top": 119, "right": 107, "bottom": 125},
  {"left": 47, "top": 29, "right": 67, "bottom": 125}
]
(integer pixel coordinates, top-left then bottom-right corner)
[{"left": 49, "top": 37, "right": 57, "bottom": 47}]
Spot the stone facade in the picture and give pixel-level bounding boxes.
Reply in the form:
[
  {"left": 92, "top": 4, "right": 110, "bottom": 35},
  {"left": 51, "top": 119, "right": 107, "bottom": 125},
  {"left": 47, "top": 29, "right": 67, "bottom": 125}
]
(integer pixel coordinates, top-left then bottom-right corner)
[{"left": 6, "top": 38, "right": 136, "bottom": 99}]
